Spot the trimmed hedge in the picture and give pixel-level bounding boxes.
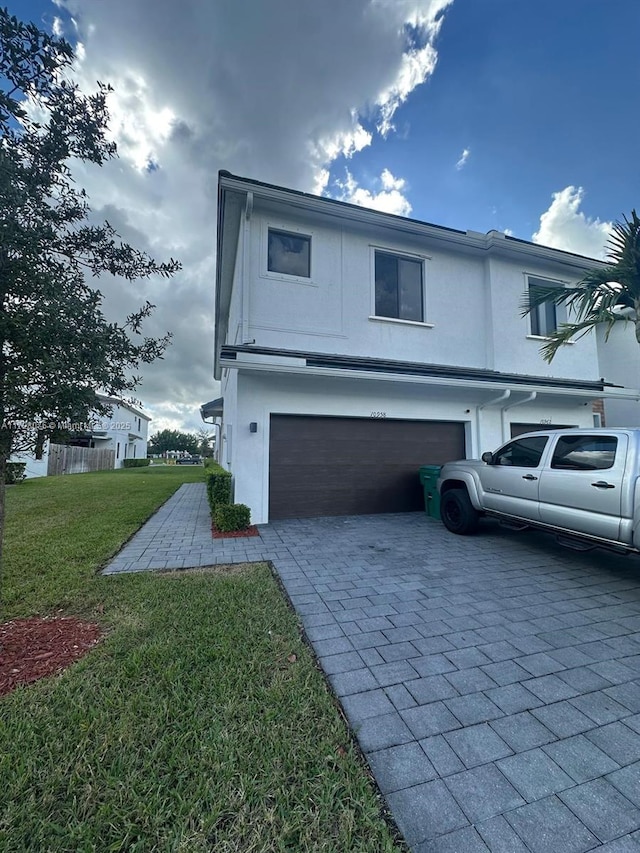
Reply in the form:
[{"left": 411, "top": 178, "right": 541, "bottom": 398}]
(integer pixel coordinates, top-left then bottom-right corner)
[
  {"left": 6, "top": 462, "right": 27, "bottom": 484},
  {"left": 214, "top": 503, "right": 251, "bottom": 532},
  {"left": 205, "top": 463, "right": 232, "bottom": 514},
  {"left": 123, "top": 459, "right": 151, "bottom": 468}
]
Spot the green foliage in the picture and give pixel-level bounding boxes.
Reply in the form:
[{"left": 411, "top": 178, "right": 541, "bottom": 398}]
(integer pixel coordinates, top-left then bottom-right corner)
[
  {"left": 195, "top": 427, "right": 216, "bottom": 457},
  {"left": 0, "top": 8, "right": 180, "bottom": 464},
  {"left": 205, "top": 466, "right": 232, "bottom": 514},
  {"left": 214, "top": 503, "right": 251, "bottom": 532},
  {"left": 122, "top": 458, "right": 150, "bottom": 468},
  {"left": 148, "top": 429, "right": 199, "bottom": 455},
  {"left": 521, "top": 209, "right": 640, "bottom": 362},
  {"left": 5, "top": 462, "right": 26, "bottom": 484}
]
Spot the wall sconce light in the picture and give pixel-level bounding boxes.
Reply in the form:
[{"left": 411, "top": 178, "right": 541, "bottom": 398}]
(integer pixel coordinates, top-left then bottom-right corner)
[{"left": 249, "top": 422, "right": 258, "bottom": 433}]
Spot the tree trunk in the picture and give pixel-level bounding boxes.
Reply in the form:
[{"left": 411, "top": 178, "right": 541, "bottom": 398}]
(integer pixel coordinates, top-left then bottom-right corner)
[{"left": 0, "top": 441, "right": 7, "bottom": 625}]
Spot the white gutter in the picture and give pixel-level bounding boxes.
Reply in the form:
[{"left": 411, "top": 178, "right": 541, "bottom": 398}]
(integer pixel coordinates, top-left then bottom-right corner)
[
  {"left": 501, "top": 391, "right": 538, "bottom": 441},
  {"left": 476, "top": 390, "right": 511, "bottom": 457},
  {"left": 241, "top": 191, "right": 253, "bottom": 345}
]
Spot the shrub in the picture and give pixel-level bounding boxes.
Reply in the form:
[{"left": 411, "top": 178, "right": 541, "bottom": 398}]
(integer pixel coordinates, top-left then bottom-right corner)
[
  {"left": 6, "top": 462, "right": 27, "bottom": 484},
  {"left": 214, "top": 503, "right": 251, "bottom": 532},
  {"left": 123, "top": 459, "right": 151, "bottom": 468},
  {"left": 205, "top": 465, "right": 232, "bottom": 514}
]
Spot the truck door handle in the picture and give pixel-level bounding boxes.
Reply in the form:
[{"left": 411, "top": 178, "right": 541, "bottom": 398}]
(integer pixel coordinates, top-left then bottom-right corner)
[
  {"left": 591, "top": 481, "right": 615, "bottom": 489},
  {"left": 522, "top": 474, "right": 538, "bottom": 481}
]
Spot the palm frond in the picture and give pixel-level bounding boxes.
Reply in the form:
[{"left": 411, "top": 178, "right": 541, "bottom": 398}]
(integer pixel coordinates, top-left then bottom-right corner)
[
  {"left": 604, "top": 210, "right": 640, "bottom": 298},
  {"left": 538, "top": 308, "right": 625, "bottom": 362}
]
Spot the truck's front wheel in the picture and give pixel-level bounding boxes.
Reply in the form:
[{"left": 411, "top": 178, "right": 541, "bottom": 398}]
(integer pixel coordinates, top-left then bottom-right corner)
[{"left": 441, "top": 488, "right": 479, "bottom": 535}]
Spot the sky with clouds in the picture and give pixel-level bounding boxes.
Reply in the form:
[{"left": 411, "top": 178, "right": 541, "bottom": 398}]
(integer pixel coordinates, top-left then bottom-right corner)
[{"left": 8, "top": 0, "right": 640, "bottom": 434}]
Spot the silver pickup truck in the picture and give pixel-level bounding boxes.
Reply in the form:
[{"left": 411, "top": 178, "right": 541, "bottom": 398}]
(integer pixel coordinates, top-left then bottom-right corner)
[{"left": 437, "top": 428, "right": 640, "bottom": 554}]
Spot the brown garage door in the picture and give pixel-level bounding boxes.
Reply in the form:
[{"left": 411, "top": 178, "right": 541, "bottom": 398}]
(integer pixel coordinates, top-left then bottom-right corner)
[
  {"left": 510, "top": 422, "right": 575, "bottom": 438},
  {"left": 269, "top": 415, "right": 465, "bottom": 519}
]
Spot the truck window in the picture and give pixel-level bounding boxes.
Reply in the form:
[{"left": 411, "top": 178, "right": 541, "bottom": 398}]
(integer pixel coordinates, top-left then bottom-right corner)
[
  {"left": 550, "top": 434, "right": 617, "bottom": 470},
  {"left": 495, "top": 435, "right": 548, "bottom": 468}
]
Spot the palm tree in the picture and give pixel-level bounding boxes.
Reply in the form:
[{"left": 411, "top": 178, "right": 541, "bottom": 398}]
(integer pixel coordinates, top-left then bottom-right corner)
[{"left": 522, "top": 210, "right": 640, "bottom": 362}]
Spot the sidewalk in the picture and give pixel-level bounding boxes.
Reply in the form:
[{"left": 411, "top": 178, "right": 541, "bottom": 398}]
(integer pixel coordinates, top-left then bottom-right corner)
[{"left": 103, "top": 483, "right": 287, "bottom": 573}]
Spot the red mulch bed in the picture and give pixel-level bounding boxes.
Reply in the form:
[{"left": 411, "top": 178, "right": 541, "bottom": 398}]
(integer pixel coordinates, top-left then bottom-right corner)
[
  {"left": 212, "top": 522, "right": 260, "bottom": 539},
  {"left": 0, "top": 616, "right": 102, "bottom": 698}
]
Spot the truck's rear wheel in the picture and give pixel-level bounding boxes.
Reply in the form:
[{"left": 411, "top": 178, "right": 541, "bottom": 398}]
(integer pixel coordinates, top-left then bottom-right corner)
[{"left": 441, "top": 488, "right": 479, "bottom": 535}]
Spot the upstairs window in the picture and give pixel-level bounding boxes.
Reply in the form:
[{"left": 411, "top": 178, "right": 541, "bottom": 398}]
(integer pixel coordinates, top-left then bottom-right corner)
[
  {"left": 374, "top": 250, "right": 424, "bottom": 322},
  {"left": 528, "top": 276, "right": 559, "bottom": 337},
  {"left": 268, "top": 229, "right": 311, "bottom": 278}
]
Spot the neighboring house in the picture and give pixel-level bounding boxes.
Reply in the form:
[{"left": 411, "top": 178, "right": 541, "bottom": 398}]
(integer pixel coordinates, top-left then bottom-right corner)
[
  {"left": 81, "top": 395, "right": 151, "bottom": 469},
  {"left": 9, "top": 396, "right": 150, "bottom": 477},
  {"left": 212, "top": 171, "right": 640, "bottom": 524}
]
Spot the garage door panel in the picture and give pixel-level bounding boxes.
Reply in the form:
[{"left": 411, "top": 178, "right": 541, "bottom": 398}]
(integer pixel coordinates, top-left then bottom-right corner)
[
  {"left": 510, "top": 422, "right": 575, "bottom": 438},
  {"left": 269, "top": 415, "right": 465, "bottom": 519}
]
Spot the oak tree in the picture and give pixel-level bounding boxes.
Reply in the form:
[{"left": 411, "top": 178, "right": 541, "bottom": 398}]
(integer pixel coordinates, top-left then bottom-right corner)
[{"left": 0, "top": 8, "right": 180, "bottom": 597}]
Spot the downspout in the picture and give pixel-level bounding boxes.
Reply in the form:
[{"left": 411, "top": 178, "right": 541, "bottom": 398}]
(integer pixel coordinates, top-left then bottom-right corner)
[
  {"left": 501, "top": 392, "right": 537, "bottom": 442},
  {"left": 241, "top": 191, "right": 253, "bottom": 345},
  {"left": 476, "top": 390, "right": 510, "bottom": 455}
]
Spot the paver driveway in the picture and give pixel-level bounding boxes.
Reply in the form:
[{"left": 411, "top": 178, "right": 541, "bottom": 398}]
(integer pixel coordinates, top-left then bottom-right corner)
[{"left": 106, "top": 484, "right": 640, "bottom": 852}]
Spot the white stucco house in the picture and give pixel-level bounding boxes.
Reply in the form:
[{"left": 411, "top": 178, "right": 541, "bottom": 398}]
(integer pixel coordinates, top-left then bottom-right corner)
[
  {"left": 212, "top": 171, "right": 640, "bottom": 524},
  {"left": 90, "top": 395, "right": 151, "bottom": 468},
  {"left": 10, "top": 395, "right": 151, "bottom": 477}
]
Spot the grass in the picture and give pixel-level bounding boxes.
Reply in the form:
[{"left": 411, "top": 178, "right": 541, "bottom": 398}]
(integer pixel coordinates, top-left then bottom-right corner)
[{"left": 0, "top": 468, "right": 404, "bottom": 852}]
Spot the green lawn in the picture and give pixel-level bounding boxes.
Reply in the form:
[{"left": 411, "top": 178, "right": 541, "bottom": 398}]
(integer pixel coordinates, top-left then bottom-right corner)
[{"left": 0, "top": 468, "right": 404, "bottom": 852}]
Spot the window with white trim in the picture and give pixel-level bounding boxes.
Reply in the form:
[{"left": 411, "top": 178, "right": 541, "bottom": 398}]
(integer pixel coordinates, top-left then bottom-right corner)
[
  {"left": 374, "top": 250, "right": 424, "bottom": 322},
  {"left": 267, "top": 229, "right": 311, "bottom": 278},
  {"left": 528, "top": 276, "right": 561, "bottom": 337}
]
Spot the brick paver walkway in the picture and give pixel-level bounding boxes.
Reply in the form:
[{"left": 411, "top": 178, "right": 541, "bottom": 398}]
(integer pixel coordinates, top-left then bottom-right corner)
[{"left": 105, "top": 483, "right": 640, "bottom": 852}]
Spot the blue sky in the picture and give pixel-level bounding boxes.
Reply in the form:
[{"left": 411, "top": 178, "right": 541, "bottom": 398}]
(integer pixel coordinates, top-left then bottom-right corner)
[
  {"left": 6, "top": 0, "right": 640, "bottom": 430},
  {"left": 325, "top": 0, "right": 640, "bottom": 237}
]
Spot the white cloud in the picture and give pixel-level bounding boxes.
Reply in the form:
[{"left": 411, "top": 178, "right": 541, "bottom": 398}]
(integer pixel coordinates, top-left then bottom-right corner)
[
  {"left": 375, "top": 0, "right": 452, "bottom": 135},
  {"left": 455, "top": 147, "right": 470, "bottom": 170},
  {"left": 312, "top": 120, "right": 372, "bottom": 165},
  {"left": 46, "top": 0, "right": 452, "bottom": 428},
  {"left": 532, "top": 186, "right": 612, "bottom": 259},
  {"left": 335, "top": 168, "right": 412, "bottom": 216}
]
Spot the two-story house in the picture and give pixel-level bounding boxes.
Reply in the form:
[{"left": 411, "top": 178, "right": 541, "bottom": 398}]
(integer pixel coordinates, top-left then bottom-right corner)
[
  {"left": 85, "top": 395, "right": 151, "bottom": 468},
  {"left": 213, "top": 171, "right": 640, "bottom": 524}
]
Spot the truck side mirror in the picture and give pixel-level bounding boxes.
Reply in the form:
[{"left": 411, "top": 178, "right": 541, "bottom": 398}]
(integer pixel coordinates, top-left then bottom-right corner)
[{"left": 481, "top": 451, "right": 494, "bottom": 464}]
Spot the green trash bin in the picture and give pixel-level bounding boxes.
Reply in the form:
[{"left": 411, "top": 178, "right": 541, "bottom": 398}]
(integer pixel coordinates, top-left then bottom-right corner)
[{"left": 419, "top": 465, "right": 442, "bottom": 520}]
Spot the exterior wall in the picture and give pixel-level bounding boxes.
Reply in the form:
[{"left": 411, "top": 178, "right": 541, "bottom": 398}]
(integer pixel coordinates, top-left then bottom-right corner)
[
  {"left": 230, "top": 370, "right": 594, "bottom": 524},
  {"left": 246, "top": 206, "right": 487, "bottom": 366},
  {"left": 486, "top": 255, "right": 601, "bottom": 380},
  {"left": 10, "top": 445, "right": 49, "bottom": 478},
  {"left": 93, "top": 400, "right": 150, "bottom": 468},
  {"left": 597, "top": 324, "right": 640, "bottom": 426},
  {"left": 237, "top": 203, "right": 601, "bottom": 382}
]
